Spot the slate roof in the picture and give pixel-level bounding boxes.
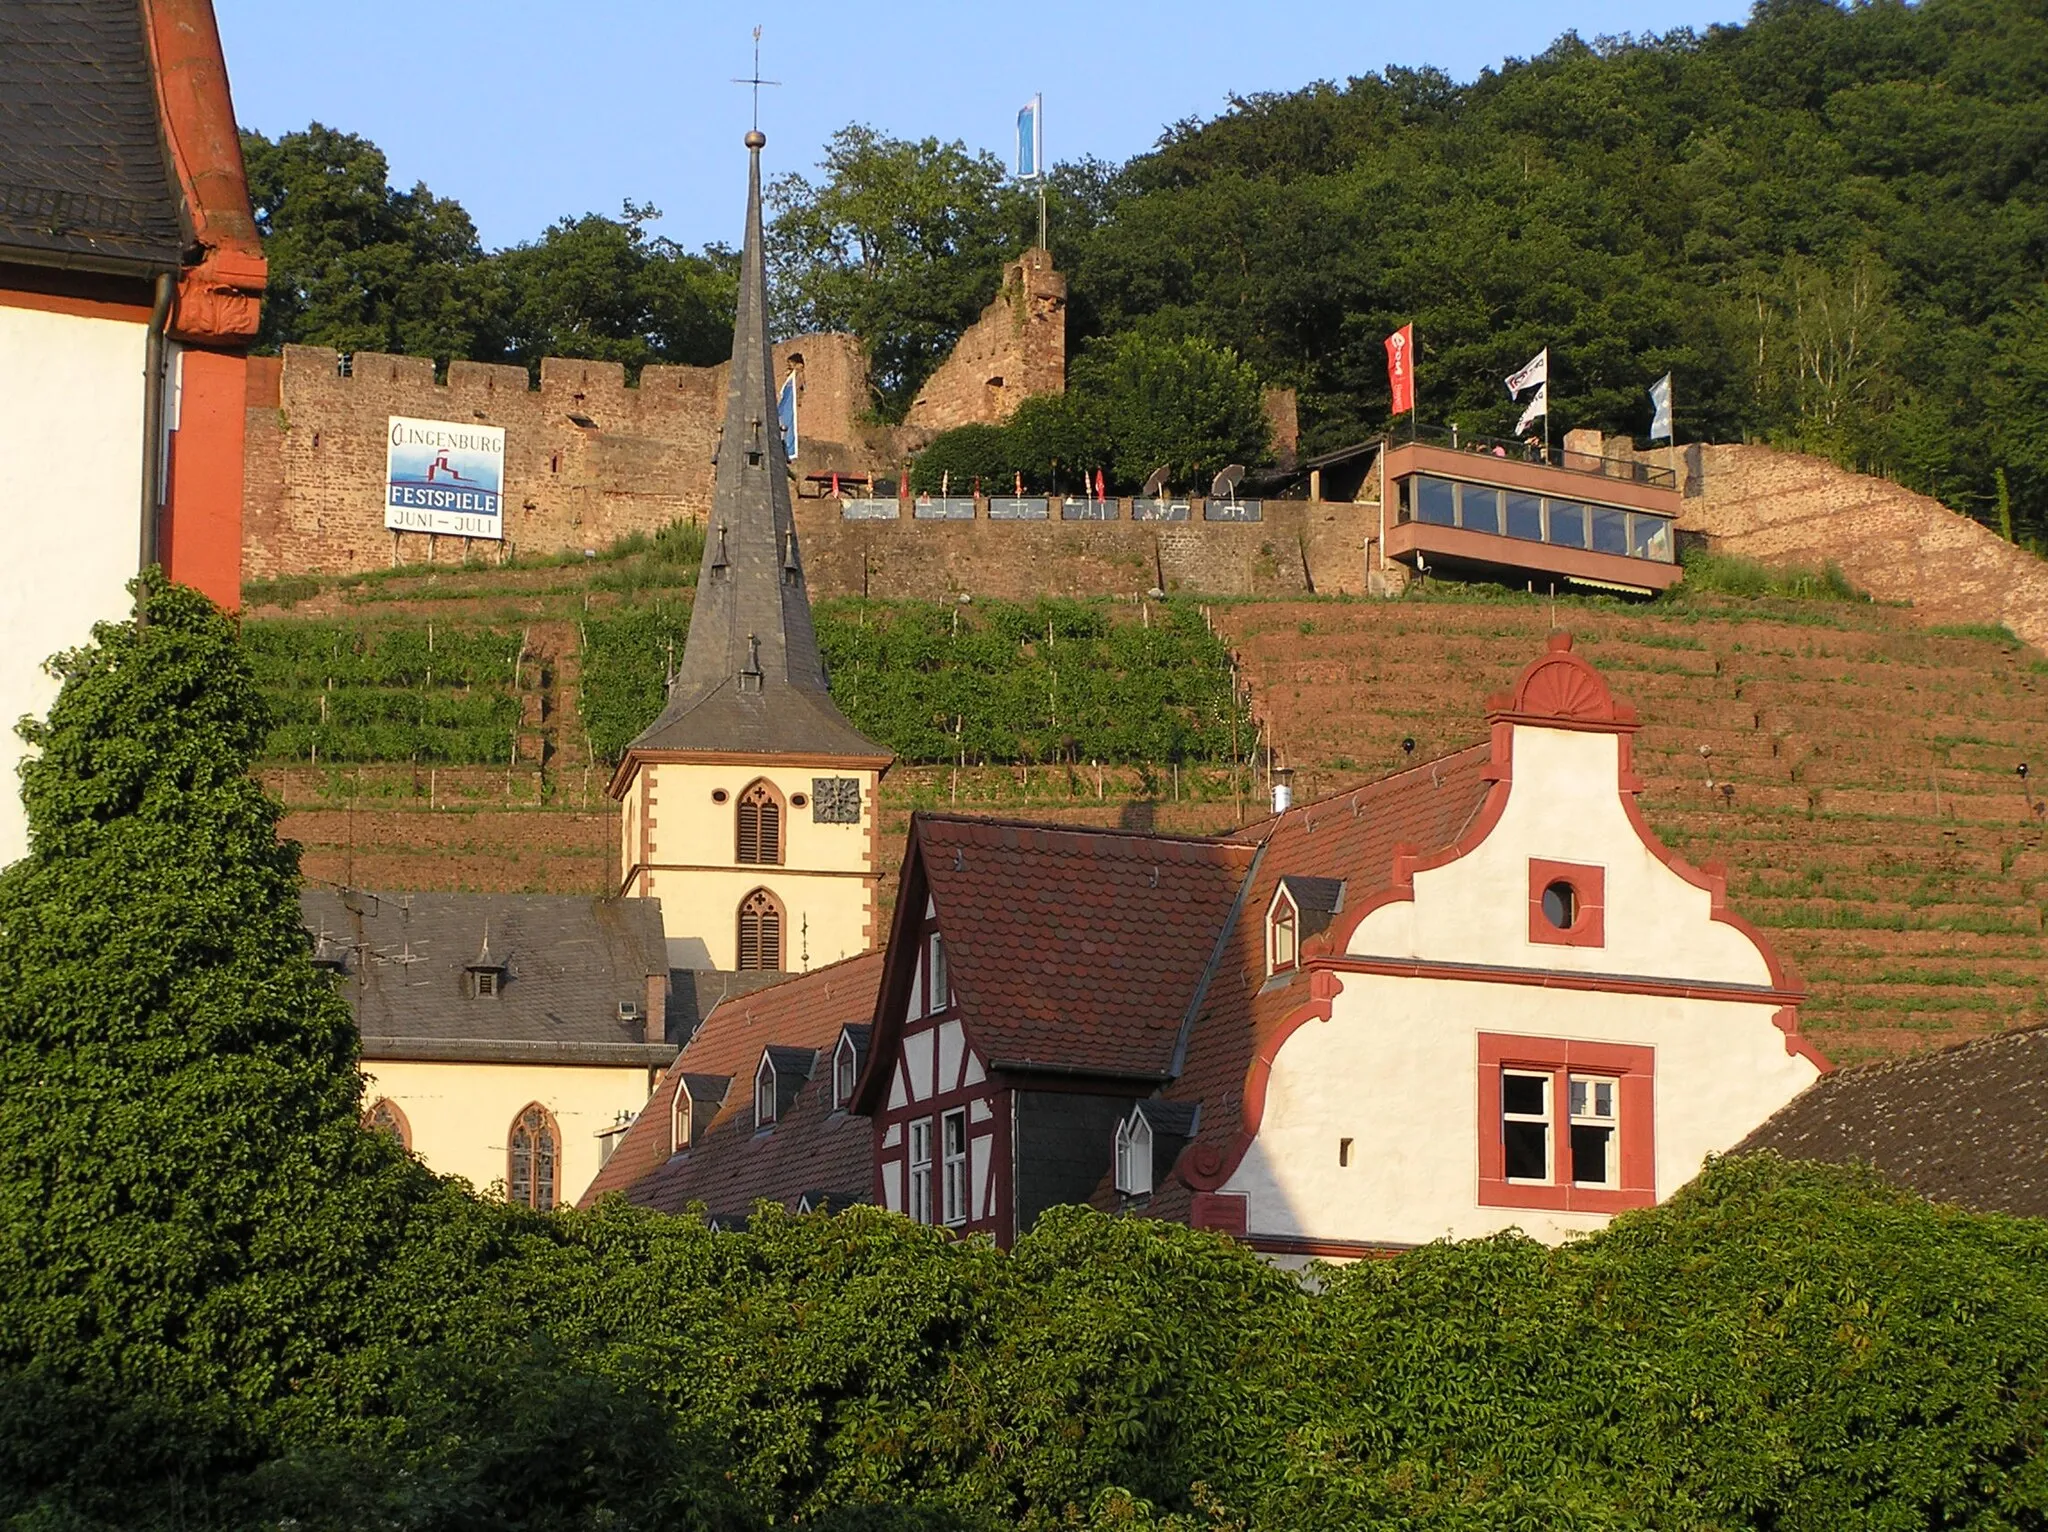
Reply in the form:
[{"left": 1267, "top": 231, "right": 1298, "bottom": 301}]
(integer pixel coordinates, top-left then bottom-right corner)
[
  {"left": 582, "top": 950, "right": 884, "bottom": 1215},
  {"left": 301, "top": 890, "right": 674, "bottom": 1066},
  {"left": 621, "top": 133, "right": 885, "bottom": 767},
  {"left": 0, "top": 0, "right": 188, "bottom": 269},
  {"left": 908, "top": 815, "right": 1261, "bottom": 1080},
  {"left": 1735, "top": 1023, "right": 2048, "bottom": 1218}
]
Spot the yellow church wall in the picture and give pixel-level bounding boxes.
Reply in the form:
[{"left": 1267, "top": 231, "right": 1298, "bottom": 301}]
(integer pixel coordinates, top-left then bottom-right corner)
[
  {"left": 362, "top": 1057, "right": 662, "bottom": 1206},
  {"left": 621, "top": 759, "right": 879, "bottom": 970}
]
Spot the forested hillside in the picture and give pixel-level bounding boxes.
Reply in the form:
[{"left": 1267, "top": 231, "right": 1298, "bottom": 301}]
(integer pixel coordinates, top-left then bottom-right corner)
[
  {"left": 244, "top": 0, "right": 2048, "bottom": 533},
  {"left": 1048, "top": 0, "right": 2048, "bottom": 531}
]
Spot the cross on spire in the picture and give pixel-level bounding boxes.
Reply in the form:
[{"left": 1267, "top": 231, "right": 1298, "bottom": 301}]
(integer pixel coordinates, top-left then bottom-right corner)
[{"left": 732, "top": 25, "right": 779, "bottom": 133}]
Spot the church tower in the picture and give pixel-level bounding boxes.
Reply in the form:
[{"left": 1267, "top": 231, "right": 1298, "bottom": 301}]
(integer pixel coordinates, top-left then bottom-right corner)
[{"left": 609, "top": 130, "right": 891, "bottom": 974}]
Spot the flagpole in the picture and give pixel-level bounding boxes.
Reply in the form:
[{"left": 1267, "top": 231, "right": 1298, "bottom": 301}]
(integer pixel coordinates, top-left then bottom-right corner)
[
  {"left": 1668, "top": 377, "right": 1678, "bottom": 489},
  {"left": 1542, "top": 349, "right": 1550, "bottom": 464}
]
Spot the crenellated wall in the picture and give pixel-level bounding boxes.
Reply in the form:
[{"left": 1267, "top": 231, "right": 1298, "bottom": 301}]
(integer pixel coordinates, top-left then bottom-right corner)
[{"left": 243, "top": 334, "right": 872, "bottom": 578}]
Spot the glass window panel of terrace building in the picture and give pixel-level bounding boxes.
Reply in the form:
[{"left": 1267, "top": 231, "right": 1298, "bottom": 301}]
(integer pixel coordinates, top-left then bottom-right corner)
[
  {"left": 1630, "top": 514, "right": 1674, "bottom": 563},
  {"left": 1459, "top": 483, "right": 1501, "bottom": 535},
  {"left": 1547, "top": 500, "right": 1588, "bottom": 549},
  {"left": 1505, "top": 492, "right": 1544, "bottom": 541},
  {"left": 1416, "top": 477, "right": 1457, "bottom": 526},
  {"left": 1590, "top": 506, "right": 1629, "bottom": 556}
]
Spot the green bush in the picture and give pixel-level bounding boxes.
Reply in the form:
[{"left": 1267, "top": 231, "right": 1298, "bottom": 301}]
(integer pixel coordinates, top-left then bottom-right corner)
[
  {"left": 579, "top": 598, "right": 1252, "bottom": 767},
  {"left": 242, "top": 620, "right": 525, "bottom": 763},
  {"left": 908, "top": 424, "right": 1017, "bottom": 495},
  {"left": 1674, "top": 548, "right": 1865, "bottom": 602}
]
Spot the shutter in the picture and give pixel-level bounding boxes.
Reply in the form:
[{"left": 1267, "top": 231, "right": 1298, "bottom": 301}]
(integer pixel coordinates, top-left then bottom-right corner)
[
  {"left": 760, "top": 798, "right": 781, "bottom": 863},
  {"left": 736, "top": 799, "right": 759, "bottom": 863},
  {"left": 760, "top": 900, "right": 782, "bottom": 968}
]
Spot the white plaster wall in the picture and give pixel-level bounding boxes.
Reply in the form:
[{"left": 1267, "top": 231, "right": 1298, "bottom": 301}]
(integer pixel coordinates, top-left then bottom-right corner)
[
  {"left": 0, "top": 305, "right": 147, "bottom": 866},
  {"left": 1220, "top": 974, "right": 1818, "bottom": 1247},
  {"left": 363, "top": 1057, "right": 660, "bottom": 1205},
  {"left": 1350, "top": 727, "right": 1771, "bottom": 985}
]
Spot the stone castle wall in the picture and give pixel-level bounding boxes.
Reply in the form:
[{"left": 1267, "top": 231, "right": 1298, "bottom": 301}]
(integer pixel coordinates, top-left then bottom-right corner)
[
  {"left": 903, "top": 248, "right": 1066, "bottom": 434},
  {"left": 243, "top": 334, "right": 873, "bottom": 578}
]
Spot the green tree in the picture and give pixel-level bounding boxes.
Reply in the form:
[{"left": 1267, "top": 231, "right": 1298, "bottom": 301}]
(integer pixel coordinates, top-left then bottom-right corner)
[
  {"left": 242, "top": 124, "right": 490, "bottom": 361},
  {"left": 768, "top": 126, "right": 1036, "bottom": 421},
  {"left": 490, "top": 202, "right": 737, "bottom": 376},
  {"left": 0, "top": 574, "right": 427, "bottom": 1420},
  {"left": 1077, "top": 333, "right": 1269, "bottom": 491}
]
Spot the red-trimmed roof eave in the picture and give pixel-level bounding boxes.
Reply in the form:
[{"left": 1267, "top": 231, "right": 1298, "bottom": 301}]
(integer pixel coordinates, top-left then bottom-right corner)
[{"left": 139, "top": 0, "right": 264, "bottom": 345}]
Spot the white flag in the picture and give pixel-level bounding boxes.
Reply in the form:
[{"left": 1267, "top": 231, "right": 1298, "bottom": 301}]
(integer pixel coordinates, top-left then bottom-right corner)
[
  {"left": 1649, "top": 373, "right": 1673, "bottom": 442},
  {"left": 1515, "top": 382, "right": 1548, "bottom": 435},
  {"left": 1505, "top": 348, "right": 1548, "bottom": 398}
]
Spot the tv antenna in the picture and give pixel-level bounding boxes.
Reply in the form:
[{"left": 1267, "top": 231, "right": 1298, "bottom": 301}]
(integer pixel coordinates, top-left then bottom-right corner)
[{"left": 733, "top": 26, "right": 780, "bottom": 132}]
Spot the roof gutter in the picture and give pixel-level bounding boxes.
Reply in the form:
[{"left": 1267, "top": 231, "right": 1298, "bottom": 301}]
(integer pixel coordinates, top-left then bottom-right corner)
[{"left": 138, "top": 269, "right": 175, "bottom": 587}]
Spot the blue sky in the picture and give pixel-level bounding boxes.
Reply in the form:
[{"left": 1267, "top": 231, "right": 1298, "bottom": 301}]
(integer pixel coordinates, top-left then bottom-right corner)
[{"left": 216, "top": 0, "right": 1756, "bottom": 252}]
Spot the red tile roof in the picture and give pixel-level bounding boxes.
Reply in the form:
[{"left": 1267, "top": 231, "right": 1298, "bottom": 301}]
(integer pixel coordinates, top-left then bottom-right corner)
[
  {"left": 911, "top": 815, "right": 1259, "bottom": 1080},
  {"left": 1141, "top": 744, "right": 1498, "bottom": 1222},
  {"left": 580, "top": 950, "right": 883, "bottom": 1215}
]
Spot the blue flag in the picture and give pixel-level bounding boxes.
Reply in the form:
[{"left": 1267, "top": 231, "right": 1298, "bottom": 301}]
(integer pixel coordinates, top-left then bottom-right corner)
[
  {"left": 1016, "top": 94, "right": 1042, "bottom": 180},
  {"left": 777, "top": 372, "right": 798, "bottom": 460}
]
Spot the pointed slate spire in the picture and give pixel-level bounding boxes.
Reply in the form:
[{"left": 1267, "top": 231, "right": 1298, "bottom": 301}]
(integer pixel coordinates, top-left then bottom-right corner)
[{"left": 624, "top": 132, "right": 888, "bottom": 765}]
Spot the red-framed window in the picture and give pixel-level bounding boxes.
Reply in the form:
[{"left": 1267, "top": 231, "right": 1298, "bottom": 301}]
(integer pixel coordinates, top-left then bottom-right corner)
[
  {"left": 1477, "top": 1033, "right": 1653, "bottom": 1213},
  {"left": 1528, "top": 859, "right": 1605, "bottom": 948}
]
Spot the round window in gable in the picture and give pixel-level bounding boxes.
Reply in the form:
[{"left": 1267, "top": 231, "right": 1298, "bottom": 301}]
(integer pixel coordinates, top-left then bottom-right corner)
[
  {"left": 791, "top": 792, "right": 808, "bottom": 808},
  {"left": 712, "top": 789, "right": 729, "bottom": 804},
  {"left": 1541, "top": 880, "right": 1578, "bottom": 931}
]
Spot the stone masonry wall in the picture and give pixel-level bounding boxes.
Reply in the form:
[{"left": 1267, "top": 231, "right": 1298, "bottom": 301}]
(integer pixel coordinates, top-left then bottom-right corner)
[
  {"left": 903, "top": 248, "right": 1066, "bottom": 433},
  {"left": 1586, "top": 432, "right": 2048, "bottom": 652},
  {"left": 244, "top": 334, "right": 872, "bottom": 578},
  {"left": 789, "top": 496, "right": 1379, "bottom": 601}
]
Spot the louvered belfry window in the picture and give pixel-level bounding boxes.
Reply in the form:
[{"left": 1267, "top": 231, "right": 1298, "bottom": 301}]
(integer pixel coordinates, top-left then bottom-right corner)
[
  {"left": 735, "top": 780, "right": 784, "bottom": 865},
  {"left": 507, "top": 1103, "right": 559, "bottom": 1211},
  {"left": 737, "top": 889, "right": 784, "bottom": 971}
]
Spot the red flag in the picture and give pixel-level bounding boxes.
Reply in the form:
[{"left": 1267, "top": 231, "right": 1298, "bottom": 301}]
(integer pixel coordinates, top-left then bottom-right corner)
[
  {"left": 1385, "top": 324, "right": 1415, "bottom": 415},
  {"left": 1094, "top": 467, "right": 1107, "bottom": 501}
]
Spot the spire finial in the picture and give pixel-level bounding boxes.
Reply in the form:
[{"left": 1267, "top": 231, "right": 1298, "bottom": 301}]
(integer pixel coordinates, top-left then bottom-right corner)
[{"left": 733, "top": 25, "right": 778, "bottom": 138}]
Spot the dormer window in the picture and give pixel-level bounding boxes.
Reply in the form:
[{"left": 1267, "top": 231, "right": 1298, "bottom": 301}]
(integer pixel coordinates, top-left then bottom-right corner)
[
  {"left": 470, "top": 968, "right": 500, "bottom": 999},
  {"left": 673, "top": 1083, "right": 693, "bottom": 1151},
  {"left": 754, "top": 1052, "right": 778, "bottom": 1129},
  {"left": 832, "top": 1026, "right": 869, "bottom": 1111},
  {"left": 1114, "top": 1108, "right": 1155, "bottom": 1197},
  {"left": 1269, "top": 890, "right": 1299, "bottom": 974}
]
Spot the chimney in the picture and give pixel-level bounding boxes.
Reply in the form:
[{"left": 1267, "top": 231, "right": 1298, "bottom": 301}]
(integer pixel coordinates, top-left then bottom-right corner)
[{"left": 1272, "top": 767, "right": 1295, "bottom": 815}]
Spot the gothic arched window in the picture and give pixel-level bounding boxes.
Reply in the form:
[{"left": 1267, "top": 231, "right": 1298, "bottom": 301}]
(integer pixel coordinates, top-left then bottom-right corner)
[
  {"left": 363, "top": 1097, "right": 410, "bottom": 1150},
  {"left": 508, "top": 1102, "right": 560, "bottom": 1211},
  {"left": 736, "top": 779, "right": 785, "bottom": 865},
  {"left": 737, "top": 888, "right": 784, "bottom": 971}
]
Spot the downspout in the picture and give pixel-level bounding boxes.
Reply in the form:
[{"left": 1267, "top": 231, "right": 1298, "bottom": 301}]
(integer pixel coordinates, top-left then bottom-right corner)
[{"left": 139, "top": 269, "right": 176, "bottom": 581}]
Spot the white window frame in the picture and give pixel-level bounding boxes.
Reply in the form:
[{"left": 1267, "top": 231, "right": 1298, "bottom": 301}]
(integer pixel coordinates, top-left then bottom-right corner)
[
  {"left": 754, "top": 1053, "right": 777, "bottom": 1128},
  {"left": 1114, "top": 1109, "right": 1154, "bottom": 1197},
  {"left": 833, "top": 1032, "right": 859, "bottom": 1110},
  {"left": 673, "top": 1082, "right": 693, "bottom": 1150},
  {"left": 940, "top": 1108, "right": 969, "bottom": 1226},
  {"left": 1500, "top": 1069, "right": 1553, "bottom": 1184},
  {"left": 1268, "top": 888, "right": 1299, "bottom": 974},
  {"left": 1567, "top": 1073, "right": 1620, "bottom": 1189},
  {"left": 907, "top": 1116, "right": 934, "bottom": 1224},
  {"left": 928, "top": 932, "right": 949, "bottom": 1011}
]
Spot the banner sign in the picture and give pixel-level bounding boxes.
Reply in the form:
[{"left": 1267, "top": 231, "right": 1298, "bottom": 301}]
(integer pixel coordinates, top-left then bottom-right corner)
[
  {"left": 1648, "top": 373, "right": 1674, "bottom": 441},
  {"left": 1505, "top": 347, "right": 1548, "bottom": 398},
  {"left": 384, "top": 415, "right": 505, "bottom": 539},
  {"left": 1385, "top": 324, "right": 1414, "bottom": 415}
]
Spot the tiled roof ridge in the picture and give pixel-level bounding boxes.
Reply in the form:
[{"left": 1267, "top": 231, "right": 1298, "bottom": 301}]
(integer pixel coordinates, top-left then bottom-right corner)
[
  {"left": 915, "top": 811, "right": 1260, "bottom": 855},
  {"left": 1799, "top": 1017, "right": 2048, "bottom": 1084},
  {"left": 1229, "top": 740, "right": 1493, "bottom": 842}
]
